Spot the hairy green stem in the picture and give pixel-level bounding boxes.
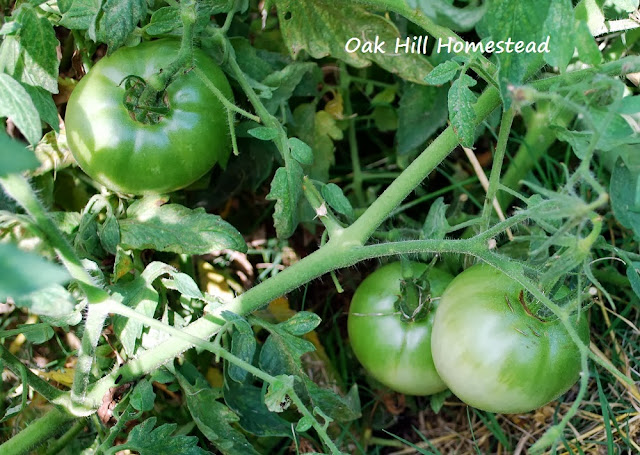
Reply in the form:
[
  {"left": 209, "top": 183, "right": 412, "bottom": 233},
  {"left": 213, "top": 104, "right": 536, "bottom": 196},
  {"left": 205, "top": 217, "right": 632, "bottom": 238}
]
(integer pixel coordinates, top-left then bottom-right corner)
[
  {"left": 192, "top": 67, "right": 261, "bottom": 122},
  {"left": 0, "top": 175, "right": 106, "bottom": 302},
  {"left": 136, "top": 0, "right": 197, "bottom": 113},
  {"left": 0, "top": 407, "right": 76, "bottom": 455},
  {"left": 44, "top": 419, "right": 87, "bottom": 455},
  {"left": 341, "top": 68, "right": 365, "bottom": 207},
  {"left": 343, "top": 86, "right": 502, "bottom": 246},
  {"left": 0, "top": 345, "right": 67, "bottom": 404},
  {"left": 480, "top": 108, "right": 514, "bottom": 231}
]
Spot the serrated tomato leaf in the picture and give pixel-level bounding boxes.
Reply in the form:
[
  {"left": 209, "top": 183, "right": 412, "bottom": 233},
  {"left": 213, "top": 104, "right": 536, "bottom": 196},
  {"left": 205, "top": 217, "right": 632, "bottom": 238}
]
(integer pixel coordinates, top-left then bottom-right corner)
[
  {"left": 119, "top": 203, "right": 247, "bottom": 254},
  {"left": 448, "top": 74, "right": 477, "bottom": 147},
  {"left": 120, "top": 417, "right": 208, "bottom": 455},
  {"left": 266, "top": 163, "right": 303, "bottom": 239},
  {"left": 273, "top": 0, "right": 432, "bottom": 84},
  {"left": 176, "top": 373, "right": 260, "bottom": 455}
]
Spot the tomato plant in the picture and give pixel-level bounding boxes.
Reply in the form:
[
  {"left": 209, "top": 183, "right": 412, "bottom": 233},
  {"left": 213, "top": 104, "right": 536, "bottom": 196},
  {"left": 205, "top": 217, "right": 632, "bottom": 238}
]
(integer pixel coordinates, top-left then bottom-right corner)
[
  {"left": 431, "top": 265, "right": 590, "bottom": 414},
  {"left": 65, "top": 39, "right": 233, "bottom": 195},
  {"left": 1, "top": 0, "right": 639, "bottom": 453},
  {"left": 348, "top": 261, "right": 453, "bottom": 395}
]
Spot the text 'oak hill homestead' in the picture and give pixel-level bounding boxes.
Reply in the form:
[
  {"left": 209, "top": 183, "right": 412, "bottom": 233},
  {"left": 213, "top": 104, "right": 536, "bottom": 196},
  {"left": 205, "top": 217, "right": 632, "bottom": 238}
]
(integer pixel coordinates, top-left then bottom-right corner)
[{"left": 345, "top": 36, "right": 551, "bottom": 55}]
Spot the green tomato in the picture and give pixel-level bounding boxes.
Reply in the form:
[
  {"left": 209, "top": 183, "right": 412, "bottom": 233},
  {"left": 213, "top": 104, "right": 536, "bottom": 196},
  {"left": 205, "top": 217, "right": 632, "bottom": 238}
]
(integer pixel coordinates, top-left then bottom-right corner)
[
  {"left": 431, "top": 264, "right": 590, "bottom": 414},
  {"left": 348, "top": 261, "right": 454, "bottom": 395},
  {"left": 65, "top": 40, "right": 232, "bottom": 195}
]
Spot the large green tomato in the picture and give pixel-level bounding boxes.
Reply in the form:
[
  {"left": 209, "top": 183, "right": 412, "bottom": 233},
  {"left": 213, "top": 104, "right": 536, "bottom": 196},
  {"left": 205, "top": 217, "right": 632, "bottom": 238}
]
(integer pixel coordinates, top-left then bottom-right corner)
[
  {"left": 348, "top": 262, "right": 454, "bottom": 395},
  {"left": 65, "top": 40, "right": 232, "bottom": 195},
  {"left": 431, "top": 264, "right": 590, "bottom": 414}
]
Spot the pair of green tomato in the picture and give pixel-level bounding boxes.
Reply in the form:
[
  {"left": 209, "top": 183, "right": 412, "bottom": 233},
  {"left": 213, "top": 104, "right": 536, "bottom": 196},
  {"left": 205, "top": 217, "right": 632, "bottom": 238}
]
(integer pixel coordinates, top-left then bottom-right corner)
[{"left": 347, "top": 261, "right": 589, "bottom": 414}]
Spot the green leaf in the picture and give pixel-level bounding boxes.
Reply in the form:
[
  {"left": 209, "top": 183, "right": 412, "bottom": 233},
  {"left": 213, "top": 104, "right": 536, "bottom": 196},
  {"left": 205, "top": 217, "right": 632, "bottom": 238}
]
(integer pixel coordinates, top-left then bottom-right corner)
[
  {"left": 424, "top": 60, "right": 461, "bottom": 85},
  {"left": 130, "top": 379, "right": 157, "bottom": 412},
  {"left": 248, "top": 126, "right": 279, "bottom": 141},
  {"left": 610, "top": 156, "right": 640, "bottom": 239},
  {"left": 626, "top": 262, "right": 640, "bottom": 300},
  {"left": 13, "top": 285, "right": 77, "bottom": 319},
  {"left": 20, "top": 323, "right": 54, "bottom": 344},
  {"left": 0, "top": 21, "right": 20, "bottom": 36},
  {"left": 295, "top": 415, "right": 313, "bottom": 432},
  {"left": 259, "top": 325, "right": 316, "bottom": 375},
  {"left": 161, "top": 272, "right": 203, "bottom": 300},
  {"left": 617, "top": 96, "right": 640, "bottom": 115},
  {"left": 261, "top": 63, "right": 316, "bottom": 114},
  {"left": 543, "top": 0, "right": 575, "bottom": 71},
  {"left": 429, "top": 388, "right": 451, "bottom": 413},
  {"left": 397, "top": 84, "right": 448, "bottom": 154},
  {"left": 98, "top": 212, "right": 120, "bottom": 255},
  {"left": 0, "top": 243, "right": 69, "bottom": 302},
  {"left": 273, "top": 0, "right": 433, "bottom": 85},
  {"left": 288, "top": 137, "right": 314, "bottom": 165},
  {"left": 291, "top": 104, "right": 343, "bottom": 182},
  {"left": 575, "top": 0, "right": 605, "bottom": 33},
  {"left": 448, "top": 74, "right": 477, "bottom": 147},
  {"left": 574, "top": 19, "right": 602, "bottom": 65},
  {"left": 422, "top": 197, "right": 450, "bottom": 241},
  {"left": 221, "top": 311, "right": 257, "bottom": 383},
  {"left": 1, "top": 5, "right": 59, "bottom": 94},
  {"left": 608, "top": 0, "right": 639, "bottom": 12},
  {"left": 96, "top": 0, "right": 147, "bottom": 53},
  {"left": 111, "top": 269, "right": 161, "bottom": 357},
  {"left": 223, "top": 371, "right": 292, "bottom": 437},
  {"left": 22, "top": 84, "right": 58, "bottom": 132},
  {"left": 0, "top": 130, "right": 39, "bottom": 176},
  {"left": 405, "top": 0, "right": 486, "bottom": 32},
  {"left": 119, "top": 203, "right": 247, "bottom": 254},
  {"left": 321, "top": 183, "right": 354, "bottom": 218},
  {"left": 265, "top": 163, "right": 304, "bottom": 239},
  {"left": 478, "top": 0, "right": 551, "bottom": 107},
  {"left": 122, "top": 417, "right": 208, "bottom": 455},
  {"left": 176, "top": 373, "right": 261, "bottom": 455},
  {"left": 145, "top": 6, "right": 181, "bottom": 36},
  {"left": 200, "top": 0, "right": 249, "bottom": 15},
  {"left": 372, "top": 106, "right": 398, "bottom": 132},
  {"left": 59, "top": 0, "right": 102, "bottom": 30},
  {"left": 0, "top": 73, "right": 41, "bottom": 145},
  {"left": 303, "top": 379, "right": 361, "bottom": 423},
  {"left": 278, "top": 311, "right": 321, "bottom": 336}
]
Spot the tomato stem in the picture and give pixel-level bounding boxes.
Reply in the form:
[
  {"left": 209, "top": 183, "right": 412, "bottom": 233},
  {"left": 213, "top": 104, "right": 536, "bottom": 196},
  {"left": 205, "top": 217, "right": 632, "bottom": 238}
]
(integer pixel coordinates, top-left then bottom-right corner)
[{"left": 132, "top": 0, "right": 198, "bottom": 123}]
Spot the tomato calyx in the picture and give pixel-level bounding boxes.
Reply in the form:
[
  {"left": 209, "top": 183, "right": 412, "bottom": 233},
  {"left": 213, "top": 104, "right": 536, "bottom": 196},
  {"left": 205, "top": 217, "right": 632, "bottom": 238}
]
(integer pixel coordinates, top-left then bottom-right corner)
[
  {"left": 395, "top": 278, "right": 434, "bottom": 322},
  {"left": 121, "top": 75, "right": 171, "bottom": 124}
]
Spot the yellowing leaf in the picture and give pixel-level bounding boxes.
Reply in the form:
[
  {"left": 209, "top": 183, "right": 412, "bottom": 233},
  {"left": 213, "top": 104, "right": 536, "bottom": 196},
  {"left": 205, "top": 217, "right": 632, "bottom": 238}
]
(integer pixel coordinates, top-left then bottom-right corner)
[{"left": 32, "top": 368, "right": 75, "bottom": 387}]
